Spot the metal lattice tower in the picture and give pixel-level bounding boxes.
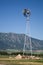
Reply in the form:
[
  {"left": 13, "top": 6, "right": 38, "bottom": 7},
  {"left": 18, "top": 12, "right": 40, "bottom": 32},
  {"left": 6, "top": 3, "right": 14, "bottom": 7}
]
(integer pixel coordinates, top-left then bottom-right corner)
[{"left": 23, "top": 9, "right": 32, "bottom": 56}]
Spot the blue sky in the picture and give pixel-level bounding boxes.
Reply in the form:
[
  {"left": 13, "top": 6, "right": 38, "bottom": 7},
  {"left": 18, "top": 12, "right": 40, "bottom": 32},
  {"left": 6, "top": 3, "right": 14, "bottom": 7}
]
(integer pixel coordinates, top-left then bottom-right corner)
[{"left": 0, "top": 0, "right": 43, "bottom": 40}]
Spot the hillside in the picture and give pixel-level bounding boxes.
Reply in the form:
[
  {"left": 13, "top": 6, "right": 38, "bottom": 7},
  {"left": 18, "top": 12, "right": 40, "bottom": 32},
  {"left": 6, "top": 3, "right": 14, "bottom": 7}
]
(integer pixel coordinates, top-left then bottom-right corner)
[{"left": 0, "top": 33, "right": 43, "bottom": 51}]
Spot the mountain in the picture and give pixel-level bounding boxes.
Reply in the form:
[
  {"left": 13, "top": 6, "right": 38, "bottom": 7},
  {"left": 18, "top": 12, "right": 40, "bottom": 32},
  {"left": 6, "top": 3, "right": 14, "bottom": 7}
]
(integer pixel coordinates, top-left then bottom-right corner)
[{"left": 0, "top": 33, "right": 43, "bottom": 51}]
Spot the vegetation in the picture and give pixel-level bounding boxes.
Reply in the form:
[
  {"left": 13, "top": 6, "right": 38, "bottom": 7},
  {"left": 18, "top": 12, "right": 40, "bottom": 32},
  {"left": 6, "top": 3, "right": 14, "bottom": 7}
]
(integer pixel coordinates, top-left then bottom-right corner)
[
  {"left": 0, "top": 57, "right": 43, "bottom": 65},
  {"left": 0, "top": 51, "right": 43, "bottom": 57},
  {"left": 0, "top": 51, "right": 43, "bottom": 65}
]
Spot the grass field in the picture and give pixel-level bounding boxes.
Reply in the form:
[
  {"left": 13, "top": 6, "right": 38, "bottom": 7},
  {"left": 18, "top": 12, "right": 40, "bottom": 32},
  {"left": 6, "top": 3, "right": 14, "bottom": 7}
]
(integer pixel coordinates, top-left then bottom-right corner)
[{"left": 0, "top": 56, "right": 43, "bottom": 65}]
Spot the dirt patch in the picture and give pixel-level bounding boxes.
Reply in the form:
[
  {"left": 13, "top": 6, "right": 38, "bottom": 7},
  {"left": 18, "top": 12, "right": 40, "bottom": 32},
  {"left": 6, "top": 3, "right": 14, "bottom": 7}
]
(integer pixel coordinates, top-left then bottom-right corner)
[
  {"left": 15, "top": 54, "right": 22, "bottom": 59},
  {"left": 15, "top": 54, "right": 41, "bottom": 60}
]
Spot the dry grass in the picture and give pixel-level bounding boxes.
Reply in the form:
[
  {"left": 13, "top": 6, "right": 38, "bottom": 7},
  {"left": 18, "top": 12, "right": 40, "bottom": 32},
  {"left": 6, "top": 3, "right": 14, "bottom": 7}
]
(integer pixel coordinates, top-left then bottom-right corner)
[{"left": 0, "top": 57, "right": 43, "bottom": 65}]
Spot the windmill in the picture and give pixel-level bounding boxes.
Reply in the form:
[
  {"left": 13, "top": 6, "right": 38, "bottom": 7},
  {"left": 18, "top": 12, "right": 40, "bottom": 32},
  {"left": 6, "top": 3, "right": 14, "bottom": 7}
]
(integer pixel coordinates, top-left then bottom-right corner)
[{"left": 23, "top": 9, "right": 32, "bottom": 56}]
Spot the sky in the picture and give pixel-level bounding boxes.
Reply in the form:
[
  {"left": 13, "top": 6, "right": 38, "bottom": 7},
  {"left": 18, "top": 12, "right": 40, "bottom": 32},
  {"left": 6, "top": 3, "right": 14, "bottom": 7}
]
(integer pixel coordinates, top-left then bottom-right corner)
[{"left": 0, "top": 0, "right": 43, "bottom": 40}]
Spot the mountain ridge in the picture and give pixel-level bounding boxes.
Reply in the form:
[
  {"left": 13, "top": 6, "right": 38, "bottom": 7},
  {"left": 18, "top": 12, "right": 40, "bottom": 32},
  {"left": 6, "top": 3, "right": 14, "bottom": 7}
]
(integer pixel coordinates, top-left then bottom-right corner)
[{"left": 0, "top": 33, "right": 43, "bottom": 50}]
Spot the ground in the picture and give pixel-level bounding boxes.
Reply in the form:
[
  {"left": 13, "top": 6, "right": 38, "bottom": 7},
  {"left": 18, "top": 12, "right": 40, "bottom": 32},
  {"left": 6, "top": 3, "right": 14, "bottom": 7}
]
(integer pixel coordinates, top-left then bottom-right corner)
[{"left": 0, "top": 55, "right": 43, "bottom": 65}]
